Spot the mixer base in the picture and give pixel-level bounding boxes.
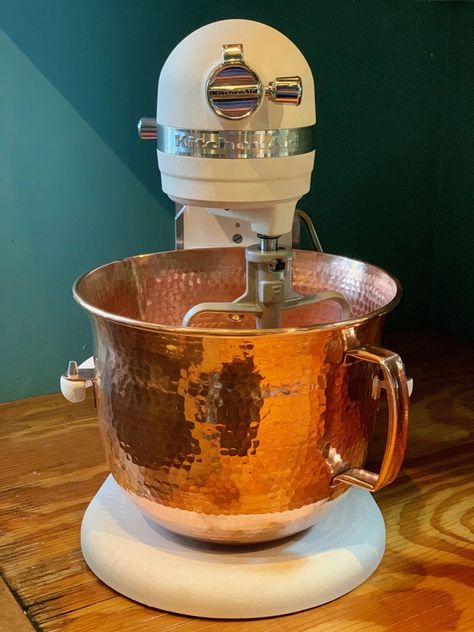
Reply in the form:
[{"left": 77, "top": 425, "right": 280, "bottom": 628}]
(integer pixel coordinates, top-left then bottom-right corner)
[{"left": 81, "top": 475, "right": 385, "bottom": 619}]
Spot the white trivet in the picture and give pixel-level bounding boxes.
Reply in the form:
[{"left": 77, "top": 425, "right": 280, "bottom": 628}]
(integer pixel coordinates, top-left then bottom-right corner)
[{"left": 81, "top": 476, "right": 385, "bottom": 618}]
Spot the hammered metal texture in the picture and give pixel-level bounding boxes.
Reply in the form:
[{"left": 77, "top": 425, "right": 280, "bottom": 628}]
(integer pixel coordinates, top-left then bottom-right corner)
[{"left": 76, "top": 249, "right": 399, "bottom": 543}]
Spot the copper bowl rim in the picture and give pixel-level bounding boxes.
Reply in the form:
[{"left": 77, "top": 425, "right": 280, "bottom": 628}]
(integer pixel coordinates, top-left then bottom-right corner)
[{"left": 73, "top": 248, "right": 403, "bottom": 337}]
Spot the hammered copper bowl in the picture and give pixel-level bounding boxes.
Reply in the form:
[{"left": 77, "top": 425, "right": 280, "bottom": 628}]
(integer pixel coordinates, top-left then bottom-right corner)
[{"left": 74, "top": 248, "right": 409, "bottom": 543}]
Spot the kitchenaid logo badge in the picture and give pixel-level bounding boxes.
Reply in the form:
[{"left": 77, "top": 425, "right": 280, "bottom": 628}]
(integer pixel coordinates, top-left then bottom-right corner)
[
  {"left": 209, "top": 87, "right": 260, "bottom": 97},
  {"left": 157, "top": 125, "right": 314, "bottom": 158},
  {"left": 173, "top": 131, "right": 298, "bottom": 156}
]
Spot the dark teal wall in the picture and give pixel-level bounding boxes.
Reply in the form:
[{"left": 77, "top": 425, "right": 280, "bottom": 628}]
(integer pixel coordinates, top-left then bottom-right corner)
[
  {"left": 0, "top": 1, "right": 471, "bottom": 401},
  {"left": 432, "top": 3, "right": 474, "bottom": 339}
]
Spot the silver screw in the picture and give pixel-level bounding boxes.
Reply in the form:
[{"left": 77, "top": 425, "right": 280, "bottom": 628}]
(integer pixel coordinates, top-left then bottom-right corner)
[{"left": 269, "top": 259, "right": 285, "bottom": 272}]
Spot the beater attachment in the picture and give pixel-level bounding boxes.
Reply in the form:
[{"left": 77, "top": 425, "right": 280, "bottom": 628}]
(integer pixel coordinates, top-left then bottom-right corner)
[{"left": 182, "top": 236, "right": 351, "bottom": 328}]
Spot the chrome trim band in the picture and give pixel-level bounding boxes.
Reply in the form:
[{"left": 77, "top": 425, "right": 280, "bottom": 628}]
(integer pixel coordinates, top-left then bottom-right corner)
[{"left": 157, "top": 125, "right": 314, "bottom": 159}]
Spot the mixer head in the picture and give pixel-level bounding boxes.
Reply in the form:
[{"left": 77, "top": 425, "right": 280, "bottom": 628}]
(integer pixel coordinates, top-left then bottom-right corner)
[
  {"left": 139, "top": 19, "right": 350, "bottom": 328},
  {"left": 138, "top": 19, "right": 315, "bottom": 237}
]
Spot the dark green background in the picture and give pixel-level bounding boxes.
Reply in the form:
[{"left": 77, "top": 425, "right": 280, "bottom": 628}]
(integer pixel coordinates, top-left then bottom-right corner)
[{"left": 1, "top": 1, "right": 472, "bottom": 401}]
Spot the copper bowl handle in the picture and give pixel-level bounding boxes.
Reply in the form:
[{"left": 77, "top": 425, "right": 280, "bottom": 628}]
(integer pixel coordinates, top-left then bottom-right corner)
[{"left": 333, "top": 346, "right": 409, "bottom": 492}]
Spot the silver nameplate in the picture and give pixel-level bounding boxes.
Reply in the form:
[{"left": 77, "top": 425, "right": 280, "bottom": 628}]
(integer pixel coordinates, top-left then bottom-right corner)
[{"left": 157, "top": 125, "right": 314, "bottom": 159}]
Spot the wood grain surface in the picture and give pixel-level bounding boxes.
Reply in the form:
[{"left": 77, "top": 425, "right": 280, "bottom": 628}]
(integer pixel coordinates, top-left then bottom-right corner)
[{"left": 0, "top": 330, "right": 473, "bottom": 631}]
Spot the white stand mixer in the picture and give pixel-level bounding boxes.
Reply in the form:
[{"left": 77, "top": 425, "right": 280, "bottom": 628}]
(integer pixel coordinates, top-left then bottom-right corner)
[{"left": 61, "top": 19, "right": 409, "bottom": 618}]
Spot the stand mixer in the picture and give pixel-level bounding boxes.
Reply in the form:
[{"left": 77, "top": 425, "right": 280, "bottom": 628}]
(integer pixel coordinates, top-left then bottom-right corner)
[
  {"left": 140, "top": 18, "right": 352, "bottom": 329},
  {"left": 61, "top": 19, "right": 411, "bottom": 618}
]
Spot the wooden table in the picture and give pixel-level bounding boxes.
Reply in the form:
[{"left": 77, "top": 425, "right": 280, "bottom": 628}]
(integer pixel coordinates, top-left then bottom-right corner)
[{"left": 1, "top": 330, "right": 473, "bottom": 631}]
